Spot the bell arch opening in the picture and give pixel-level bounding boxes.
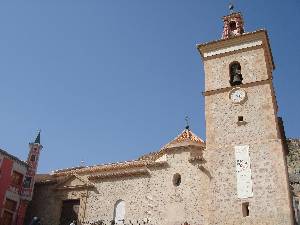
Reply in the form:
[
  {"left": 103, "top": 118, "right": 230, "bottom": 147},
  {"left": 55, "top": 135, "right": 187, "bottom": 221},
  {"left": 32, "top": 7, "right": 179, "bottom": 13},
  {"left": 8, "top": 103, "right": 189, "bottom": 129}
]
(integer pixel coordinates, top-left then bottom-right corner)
[
  {"left": 229, "top": 62, "right": 243, "bottom": 86},
  {"left": 229, "top": 21, "right": 237, "bottom": 31}
]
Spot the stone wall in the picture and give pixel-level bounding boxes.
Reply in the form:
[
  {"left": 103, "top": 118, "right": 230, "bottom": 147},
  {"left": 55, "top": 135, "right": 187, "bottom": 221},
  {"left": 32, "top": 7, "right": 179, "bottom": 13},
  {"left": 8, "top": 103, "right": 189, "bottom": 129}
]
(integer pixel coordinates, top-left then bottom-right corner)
[
  {"left": 287, "top": 139, "right": 300, "bottom": 193},
  {"left": 25, "top": 138, "right": 300, "bottom": 225},
  {"left": 25, "top": 145, "right": 210, "bottom": 225},
  {"left": 202, "top": 33, "right": 294, "bottom": 224}
]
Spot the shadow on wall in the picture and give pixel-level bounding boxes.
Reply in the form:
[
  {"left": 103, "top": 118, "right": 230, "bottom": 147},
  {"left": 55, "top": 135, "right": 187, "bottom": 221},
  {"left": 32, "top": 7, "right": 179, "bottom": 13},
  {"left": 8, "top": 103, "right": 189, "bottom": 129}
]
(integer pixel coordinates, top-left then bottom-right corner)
[{"left": 80, "top": 219, "right": 191, "bottom": 225}]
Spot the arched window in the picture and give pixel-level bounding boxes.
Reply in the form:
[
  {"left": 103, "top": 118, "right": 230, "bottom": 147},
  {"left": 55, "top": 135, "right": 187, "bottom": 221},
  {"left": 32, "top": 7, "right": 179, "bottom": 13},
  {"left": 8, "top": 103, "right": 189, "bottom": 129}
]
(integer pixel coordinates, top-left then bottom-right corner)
[
  {"left": 229, "top": 21, "right": 237, "bottom": 31},
  {"left": 113, "top": 200, "right": 126, "bottom": 224},
  {"left": 229, "top": 62, "right": 243, "bottom": 86},
  {"left": 173, "top": 173, "right": 181, "bottom": 186}
]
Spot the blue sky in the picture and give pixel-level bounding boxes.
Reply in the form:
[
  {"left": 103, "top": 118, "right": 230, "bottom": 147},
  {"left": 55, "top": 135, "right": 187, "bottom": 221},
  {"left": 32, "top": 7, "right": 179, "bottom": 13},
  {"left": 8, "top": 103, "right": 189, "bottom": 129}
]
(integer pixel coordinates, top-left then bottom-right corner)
[{"left": 0, "top": 1, "right": 299, "bottom": 173}]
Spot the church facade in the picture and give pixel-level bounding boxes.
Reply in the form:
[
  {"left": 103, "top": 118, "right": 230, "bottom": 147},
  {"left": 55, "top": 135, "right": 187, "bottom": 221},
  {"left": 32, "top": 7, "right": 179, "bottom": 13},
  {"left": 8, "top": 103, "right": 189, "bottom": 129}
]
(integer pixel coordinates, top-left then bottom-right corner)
[{"left": 25, "top": 11, "right": 295, "bottom": 225}]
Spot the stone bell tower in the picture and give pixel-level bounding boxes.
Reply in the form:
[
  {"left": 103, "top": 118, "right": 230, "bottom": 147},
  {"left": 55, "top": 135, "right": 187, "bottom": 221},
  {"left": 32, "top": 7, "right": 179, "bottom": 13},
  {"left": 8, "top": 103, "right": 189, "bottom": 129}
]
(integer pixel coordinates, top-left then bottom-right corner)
[{"left": 197, "top": 8, "right": 294, "bottom": 225}]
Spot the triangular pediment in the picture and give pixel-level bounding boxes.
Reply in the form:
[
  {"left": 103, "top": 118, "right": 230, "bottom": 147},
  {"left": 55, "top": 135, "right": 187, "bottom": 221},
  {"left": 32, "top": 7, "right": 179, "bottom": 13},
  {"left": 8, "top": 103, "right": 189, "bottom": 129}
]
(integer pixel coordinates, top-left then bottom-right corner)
[
  {"left": 55, "top": 173, "right": 94, "bottom": 190},
  {"left": 161, "top": 128, "right": 205, "bottom": 150}
]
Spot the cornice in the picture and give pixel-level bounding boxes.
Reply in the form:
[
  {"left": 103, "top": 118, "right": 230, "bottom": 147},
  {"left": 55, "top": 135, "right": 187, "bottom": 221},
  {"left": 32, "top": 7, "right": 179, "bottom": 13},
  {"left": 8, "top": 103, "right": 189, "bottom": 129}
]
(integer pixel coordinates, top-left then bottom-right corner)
[
  {"left": 202, "top": 78, "right": 272, "bottom": 96},
  {"left": 52, "top": 160, "right": 167, "bottom": 177},
  {"left": 197, "top": 29, "right": 275, "bottom": 70},
  {"left": 88, "top": 167, "right": 150, "bottom": 181}
]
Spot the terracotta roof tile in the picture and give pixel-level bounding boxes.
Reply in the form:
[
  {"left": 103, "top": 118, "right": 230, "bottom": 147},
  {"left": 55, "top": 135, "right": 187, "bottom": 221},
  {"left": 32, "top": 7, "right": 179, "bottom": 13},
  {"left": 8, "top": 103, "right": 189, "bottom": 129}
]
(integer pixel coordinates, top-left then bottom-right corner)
[
  {"left": 36, "top": 128, "right": 204, "bottom": 182},
  {"left": 161, "top": 128, "right": 205, "bottom": 149},
  {"left": 139, "top": 128, "right": 205, "bottom": 161}
]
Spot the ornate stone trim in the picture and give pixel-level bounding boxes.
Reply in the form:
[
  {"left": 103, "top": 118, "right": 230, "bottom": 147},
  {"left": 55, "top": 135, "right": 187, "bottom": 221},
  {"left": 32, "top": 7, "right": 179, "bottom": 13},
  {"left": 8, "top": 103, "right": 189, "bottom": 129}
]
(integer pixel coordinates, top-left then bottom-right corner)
[
  {"left": 52, "top": 160, "right": 167, "bottom": 177},
  {"left": 202, "top": 78, "right": 271, "bottom": 96},
  {"left": 203, "top": 40, "right": 262, "bottom": 58},
  {"left": 88, "top": 167, "right": 150, "bottom": 181}
]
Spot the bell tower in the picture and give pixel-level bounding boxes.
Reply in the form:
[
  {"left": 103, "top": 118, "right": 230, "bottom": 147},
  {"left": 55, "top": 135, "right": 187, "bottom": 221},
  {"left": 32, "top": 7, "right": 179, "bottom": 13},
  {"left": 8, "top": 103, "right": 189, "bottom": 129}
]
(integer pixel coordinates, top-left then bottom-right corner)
[
  {"left": 197, "top": 7, "right": 294, "bottom": 225},
  {"left": 22, "top": 131, "right": 43, "bottom": 200},
  {"left": 16, "top": 131, "right": 43, "bottom": 225}
]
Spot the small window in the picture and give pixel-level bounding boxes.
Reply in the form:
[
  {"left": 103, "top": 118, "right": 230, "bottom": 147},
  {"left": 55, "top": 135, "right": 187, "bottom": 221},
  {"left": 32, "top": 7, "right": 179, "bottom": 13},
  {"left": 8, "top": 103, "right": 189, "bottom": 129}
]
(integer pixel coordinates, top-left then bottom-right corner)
[
  {"left": 173, "top": 173, "right": 181, "bottom": 186},
  {"left": 23, "top": 176, "right": 32, "bottom": 188},
  {"left": 4, "top": 199, "right": 17, "bottom": 212},
  {"left": 30, "top": 155, "right": 36, "bottom": 162},
  {"left": 238, "top": 116, "right": 244, "bottom": 122},
  {"left": 242, "top": 202, "right": 249, "bottom": 217},
  {"left": 11, "top": 171, "right": 23, "bottom": 186}
]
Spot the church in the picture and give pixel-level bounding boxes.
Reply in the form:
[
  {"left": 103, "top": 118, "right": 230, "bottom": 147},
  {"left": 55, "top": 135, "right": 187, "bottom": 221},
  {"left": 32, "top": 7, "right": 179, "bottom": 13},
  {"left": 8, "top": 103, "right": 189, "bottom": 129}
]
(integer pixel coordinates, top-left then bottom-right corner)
[{"left": 25, "top": 9, "right": 295, "bottom": 225}]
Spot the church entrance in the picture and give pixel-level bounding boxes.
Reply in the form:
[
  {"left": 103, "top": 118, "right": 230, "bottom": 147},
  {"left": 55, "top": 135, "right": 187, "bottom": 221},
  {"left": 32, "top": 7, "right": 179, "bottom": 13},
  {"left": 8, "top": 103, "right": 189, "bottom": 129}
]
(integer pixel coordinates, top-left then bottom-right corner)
[{"left": 59, "top": 199, "right": 80, "bottom": 225}]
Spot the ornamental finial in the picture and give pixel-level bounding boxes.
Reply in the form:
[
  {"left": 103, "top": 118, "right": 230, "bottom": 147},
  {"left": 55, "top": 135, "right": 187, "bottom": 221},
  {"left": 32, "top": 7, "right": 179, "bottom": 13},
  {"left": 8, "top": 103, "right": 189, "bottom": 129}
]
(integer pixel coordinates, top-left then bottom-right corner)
[
  {"left": 229, "top": 3, "right": 234, "bottom": 13},
  {"left": 185, "top": 116, "right": 190, "bottom": 130}
]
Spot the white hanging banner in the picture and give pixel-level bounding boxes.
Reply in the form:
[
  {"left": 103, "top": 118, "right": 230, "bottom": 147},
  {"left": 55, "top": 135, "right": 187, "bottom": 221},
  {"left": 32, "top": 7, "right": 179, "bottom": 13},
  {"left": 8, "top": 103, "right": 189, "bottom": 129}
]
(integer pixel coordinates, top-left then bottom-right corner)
[{"left": 235, "top": 145, "right": 253, "bottom": 199}]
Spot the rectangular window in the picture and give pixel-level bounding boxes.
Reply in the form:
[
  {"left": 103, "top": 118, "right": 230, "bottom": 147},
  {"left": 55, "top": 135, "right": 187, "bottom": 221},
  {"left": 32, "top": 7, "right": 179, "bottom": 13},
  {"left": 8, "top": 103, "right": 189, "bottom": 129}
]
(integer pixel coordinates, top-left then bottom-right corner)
[
  {"left": 4, "top": 198, "right": 17, "bottom": 212},
  {"left": 11, "top": 171, "right": 23, "bottom": 187},
  {"left": 23, "top": 176, "right": 32, "bottom": 188},
  {"left": 242, "top": 202, "right": 250, "bottom": 217}
]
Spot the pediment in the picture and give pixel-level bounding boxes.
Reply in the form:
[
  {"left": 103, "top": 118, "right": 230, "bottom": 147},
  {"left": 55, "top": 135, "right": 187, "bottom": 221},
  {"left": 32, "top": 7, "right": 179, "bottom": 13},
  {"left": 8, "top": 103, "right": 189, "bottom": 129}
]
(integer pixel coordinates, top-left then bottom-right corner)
[{"left": 55, "top": 174, "right": 94, "bottom": 190}]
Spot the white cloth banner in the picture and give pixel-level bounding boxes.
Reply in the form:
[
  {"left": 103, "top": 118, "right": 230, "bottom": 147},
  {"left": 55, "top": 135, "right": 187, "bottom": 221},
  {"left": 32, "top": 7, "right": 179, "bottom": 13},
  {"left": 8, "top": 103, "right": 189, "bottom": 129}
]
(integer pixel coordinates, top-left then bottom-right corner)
[{"left": 235, "top": 145, "right": 253, "bottom": 199}]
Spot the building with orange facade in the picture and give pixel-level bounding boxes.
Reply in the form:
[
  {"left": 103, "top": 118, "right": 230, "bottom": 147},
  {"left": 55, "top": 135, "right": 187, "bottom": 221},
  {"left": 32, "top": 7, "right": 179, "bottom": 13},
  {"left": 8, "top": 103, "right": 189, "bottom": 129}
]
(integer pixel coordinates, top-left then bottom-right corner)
[{"left": 0, "top": 132, "right": 42, "bottom": 225}]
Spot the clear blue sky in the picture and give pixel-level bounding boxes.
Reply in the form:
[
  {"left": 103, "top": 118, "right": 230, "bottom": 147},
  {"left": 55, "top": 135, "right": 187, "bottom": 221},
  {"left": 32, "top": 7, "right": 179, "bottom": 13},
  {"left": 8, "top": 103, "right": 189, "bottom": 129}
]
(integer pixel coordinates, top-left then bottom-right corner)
[{"left": 0, "top": 1, "right": 299, "bottom": 173}]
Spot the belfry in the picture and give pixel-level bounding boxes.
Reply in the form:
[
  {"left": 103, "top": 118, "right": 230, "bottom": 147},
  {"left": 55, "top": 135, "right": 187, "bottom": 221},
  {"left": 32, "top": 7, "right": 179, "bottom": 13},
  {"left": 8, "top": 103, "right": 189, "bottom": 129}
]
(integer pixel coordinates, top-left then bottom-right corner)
[{"left": 197, "top": 6, "right": 294, "bottom": 225}]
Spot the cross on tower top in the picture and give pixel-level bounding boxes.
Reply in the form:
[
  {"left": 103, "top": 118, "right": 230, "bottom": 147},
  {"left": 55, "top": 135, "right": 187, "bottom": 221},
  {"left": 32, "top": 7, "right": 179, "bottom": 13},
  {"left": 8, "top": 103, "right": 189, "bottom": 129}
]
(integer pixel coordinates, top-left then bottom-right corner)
[{"left": 229, "top": 3, "right": 234, "bottom": 14}]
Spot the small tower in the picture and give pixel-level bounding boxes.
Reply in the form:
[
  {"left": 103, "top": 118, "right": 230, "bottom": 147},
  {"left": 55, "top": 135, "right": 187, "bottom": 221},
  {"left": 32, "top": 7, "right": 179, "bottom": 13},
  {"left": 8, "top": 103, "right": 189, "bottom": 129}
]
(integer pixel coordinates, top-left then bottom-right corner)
[
  {"left": 222, "top": 5, "right": 244, "bottom": 39},
  {"left": 22, "top": 130, "right": 43, "bottom": 200}
]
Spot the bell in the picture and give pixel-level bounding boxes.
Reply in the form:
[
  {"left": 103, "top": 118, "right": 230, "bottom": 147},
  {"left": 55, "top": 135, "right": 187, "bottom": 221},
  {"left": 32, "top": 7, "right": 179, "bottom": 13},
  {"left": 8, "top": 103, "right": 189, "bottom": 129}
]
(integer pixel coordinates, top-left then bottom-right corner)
[{"left": 232, "top": 73, "right": 243, "bottom": 85}]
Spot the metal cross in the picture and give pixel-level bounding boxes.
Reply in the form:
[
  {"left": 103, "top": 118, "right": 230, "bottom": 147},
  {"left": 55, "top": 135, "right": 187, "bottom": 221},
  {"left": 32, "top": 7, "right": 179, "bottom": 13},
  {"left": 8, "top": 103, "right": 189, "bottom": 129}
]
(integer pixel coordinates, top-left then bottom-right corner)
[
  {"left": 229, "top": 3, "right": 234, "bottom": 13},
  {"left": 185, "top": 116, "right": 190, "bottom": 130}
]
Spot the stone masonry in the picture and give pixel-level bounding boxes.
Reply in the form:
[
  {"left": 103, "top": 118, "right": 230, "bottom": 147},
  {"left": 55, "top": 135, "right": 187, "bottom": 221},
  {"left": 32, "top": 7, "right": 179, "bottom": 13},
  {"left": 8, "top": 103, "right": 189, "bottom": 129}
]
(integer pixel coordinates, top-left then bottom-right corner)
[{"left": 25, "top": 130, "right": 209, "bottom": 225}]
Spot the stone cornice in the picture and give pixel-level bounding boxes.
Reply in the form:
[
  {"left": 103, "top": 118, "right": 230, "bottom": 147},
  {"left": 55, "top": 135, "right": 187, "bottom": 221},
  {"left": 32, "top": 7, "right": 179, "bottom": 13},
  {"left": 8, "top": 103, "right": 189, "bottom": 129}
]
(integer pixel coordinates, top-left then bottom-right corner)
[
  {"left": 88, "top": 167, "right": 150, "bottom": 181},
  {"left": 202, "top": 78, "right": 272, "bottom": 96},
  {"left": 197, "top": 29, "right": 275, "bottom": 71},
  {"left": 54, "top": 173, "right": 95, "bottom": 190},
  {"left": 52, "top": 160, "right": 167, "bottom": 177},
  {"left": 205, "top": 138, "right": 283, "bottom": 150},
  {"left": 55, "top": 184, "right": 93, "bottom": 191}
]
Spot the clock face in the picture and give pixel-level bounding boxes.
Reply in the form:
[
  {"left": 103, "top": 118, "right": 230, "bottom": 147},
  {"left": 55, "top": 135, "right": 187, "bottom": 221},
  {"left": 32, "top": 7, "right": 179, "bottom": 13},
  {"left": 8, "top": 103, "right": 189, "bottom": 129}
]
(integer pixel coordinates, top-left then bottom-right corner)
[{"left": 230, "top": 88, "right": 247, "bottom": 104}]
